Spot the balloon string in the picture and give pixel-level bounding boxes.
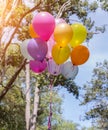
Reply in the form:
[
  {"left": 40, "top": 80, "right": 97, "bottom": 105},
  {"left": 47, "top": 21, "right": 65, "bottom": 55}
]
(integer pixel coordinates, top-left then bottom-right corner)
[{"left": 48, "top": 78, "right": 53, "bottom": 130}]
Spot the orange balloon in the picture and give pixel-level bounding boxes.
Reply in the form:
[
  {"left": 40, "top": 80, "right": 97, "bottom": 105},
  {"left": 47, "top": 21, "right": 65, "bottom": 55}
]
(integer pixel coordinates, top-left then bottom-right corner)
[
  {"left": 29, "top": 24, "right": 39, "bottom": 38},
  {"left": 52, "top": 43, "right": 71, "bottom": 65},
  {"left": 54, "top": 23, "right": 73, "bottom": 46},
  {"left": 71, "top": 45, "right": 90, "bottom": 65}
]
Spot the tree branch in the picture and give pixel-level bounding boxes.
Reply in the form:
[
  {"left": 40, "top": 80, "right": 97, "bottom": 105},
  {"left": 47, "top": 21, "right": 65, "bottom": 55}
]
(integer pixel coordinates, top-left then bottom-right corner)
[
  {"left": 25, "top": 63, "right": 31, "bottom": 130},
  {"left": 0, "top": 59, "right": 27, "bottom": 101},
  {"left": 29, "top": 85, "right": 39, "bottom": 130},
  {"left": 1, "top": 0, "right": 41, "bottom": 60}
]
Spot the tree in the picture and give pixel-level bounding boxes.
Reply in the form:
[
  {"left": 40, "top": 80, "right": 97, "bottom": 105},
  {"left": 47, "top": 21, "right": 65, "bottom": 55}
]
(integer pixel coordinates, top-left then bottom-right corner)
[
  {"left": 52, "top": 120, "right": 79, "bottom": 130},
  {"left": 0, "top": 70, "right": 78, "bottom": 130},
  {"left": 29, "top": 72, "right": 79, "bottom": 130},
  {"left": 0, "top": 84, "right": 26, "bottom": 130},
  {"left": 0, "top": 43, "right": 79, "bottom": 130},
  {"left": 81, "top": 60, "right": 108, "bottom": 129},
  {"left": 81, "top": 126, "right": 101, "bottom": 130}
]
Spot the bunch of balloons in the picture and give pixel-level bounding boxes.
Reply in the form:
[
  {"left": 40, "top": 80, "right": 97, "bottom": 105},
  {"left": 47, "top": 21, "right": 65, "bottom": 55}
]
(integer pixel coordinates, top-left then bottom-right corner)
[{"left": 20, "top": 11, "right": 90, "bottom": 80}]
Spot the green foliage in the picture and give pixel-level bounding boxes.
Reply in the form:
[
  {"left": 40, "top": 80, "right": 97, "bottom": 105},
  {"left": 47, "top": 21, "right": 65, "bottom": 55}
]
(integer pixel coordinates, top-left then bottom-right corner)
[
  {"left": 31, "top": 72, "right": 79, "bottom": 98},
  {"left": 84, "top": 126, "right": 100, "bottom": 130},
  {"left": 36, "top": 86, "right": 63, "bottom": 127},
  {"left": 52, "top": 120, "right": 79, "bottom": 130},
  {"left": 30, "top": 71, "right": 79, "bottom": 126},
  {"left": 99, "top": 0, "right": 108, "bottom": 11},
  {"left": 6, "top": 43, "right": 23, "bottom": 67},
  {"left": 82, "top": 60, "right": 108, "bottom": 129},
  {"left": 0, "top": 65, "right": 79, "bottom": 130},
  {"left": 37, "top": 120, "right": 79, "bottom": 130},
  {"left": 0, "top": 86, "right": 25, "bottom": 130}
]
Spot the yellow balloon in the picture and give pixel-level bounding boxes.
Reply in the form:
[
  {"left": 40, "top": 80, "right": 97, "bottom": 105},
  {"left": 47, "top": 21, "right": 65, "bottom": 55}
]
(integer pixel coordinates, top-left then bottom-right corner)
[
  {"left": 52, "top": 43, "right": 71, "bottom": 65},
  {"left": 54, "top": 23, "right": 73, "bottom": 46},
  {"left": 70, "top": 23, "right": 87, "bottom": 48},
  {"left": 29, "top": 24, "right": 39, "bottom": 38}
]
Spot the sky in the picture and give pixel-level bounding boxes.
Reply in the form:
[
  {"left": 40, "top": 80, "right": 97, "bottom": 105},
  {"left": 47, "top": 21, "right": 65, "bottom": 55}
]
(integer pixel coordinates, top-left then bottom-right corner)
[{"left": 59, "top": 8, "right": 108, "bottom": 128}]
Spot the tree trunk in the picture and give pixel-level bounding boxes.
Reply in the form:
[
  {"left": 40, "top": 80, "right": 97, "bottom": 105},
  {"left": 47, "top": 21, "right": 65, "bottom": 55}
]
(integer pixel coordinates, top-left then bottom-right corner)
[
  {"left": 29, "top": 84, "right": 39, "bottom": 130},
  {"left": 0, "top": 59, "right": 26, "bottom": 101},
  {"left": 25, "top": 63, "right": 31, "bottom": 130}
]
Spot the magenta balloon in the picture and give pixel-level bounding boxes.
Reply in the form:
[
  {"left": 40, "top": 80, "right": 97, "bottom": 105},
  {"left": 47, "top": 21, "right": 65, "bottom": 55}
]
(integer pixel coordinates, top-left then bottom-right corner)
[
  {"left": 30, "top": 60, "right": 47, "bottom": 73},
  {"left": 47, "top": 58, "right": 62, "bottom": 76},
  {"left": 46, "top": 37, "right": 55, "bottom": 59},
  {"left": 32, "top": 12, "right": 55, "bottom": 41},
  {"left": 27, "top": 38, "right": 48, "bottom": 61},
  {"left": 55, "top": 18, "right": 66, "bottom": 25}
]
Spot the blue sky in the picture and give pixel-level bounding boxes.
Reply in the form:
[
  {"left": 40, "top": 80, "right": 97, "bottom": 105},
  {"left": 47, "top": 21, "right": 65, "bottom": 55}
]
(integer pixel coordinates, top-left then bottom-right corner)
[{"left": 59, "top": 8, "right": 108, "bottom": 128}]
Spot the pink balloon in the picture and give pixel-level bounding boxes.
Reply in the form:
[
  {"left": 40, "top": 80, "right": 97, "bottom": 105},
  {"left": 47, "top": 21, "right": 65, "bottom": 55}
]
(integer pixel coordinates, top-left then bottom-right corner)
[
  {"left": 46, "top": 37, "right": 55, "bottom": 59},
  {"left": 32, "top": 12, "right": 55, "bottom": 41},
  {"left": 27, "top": 38, "right": 48, "bottom": 61},
  {"left": 30, "top": 60, "right": 47, "bottom": 73},
  {"left": 55, "top": 18, "right": 66, "bottom": 25},
  {"left": 47, "top": 58, "right": 62, "bottom": 75}
]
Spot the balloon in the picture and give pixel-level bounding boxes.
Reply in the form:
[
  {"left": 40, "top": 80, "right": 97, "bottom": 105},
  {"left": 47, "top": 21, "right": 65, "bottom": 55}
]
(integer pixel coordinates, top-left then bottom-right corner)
[
  {"left": 47, "top": 58, "right": 62, "bottom": 75},
  {"left": 55, "top": 18, "right": 66, "bottom": 25},
  {"left": 30, "top": 60, "right": 47, "bottom": 73},
  {"left": 71, "top": 45, "right": 90, "bottom": 65},
  {"left": 70, "top": 23, "right": 87, "bottom": 48},
  {"left": 54, "top": 23, "right": 73, "bottom": 46},
  {"left": 29, "top": 24, "right": 39, "bottom": 38},
  {"left": 52, "top": 44, "right": 71, "bottom": 65},
  {"left": 32, "top": 12, "right": 55, "bottom": 41},
  {"left": 27, "top": 38, "right": 48, "bottom": 61},
  {"left": 61, "top": 61, "right": 78, "bottom": 79},
  {"left": 46, "top": 37, "right": 55, "bottom": 59},
  {"left": 19, "top": 39, "right": 33, "bottom": 60}
]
